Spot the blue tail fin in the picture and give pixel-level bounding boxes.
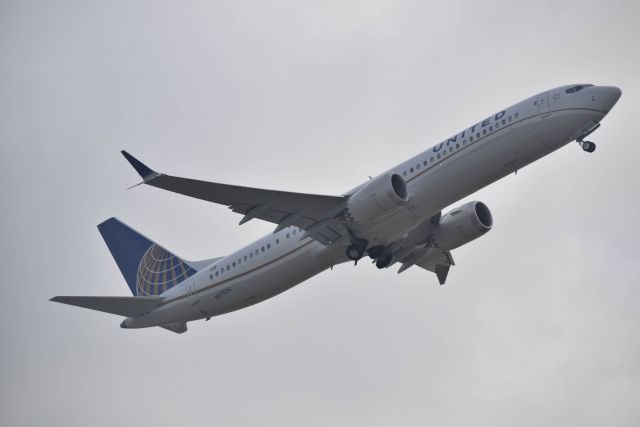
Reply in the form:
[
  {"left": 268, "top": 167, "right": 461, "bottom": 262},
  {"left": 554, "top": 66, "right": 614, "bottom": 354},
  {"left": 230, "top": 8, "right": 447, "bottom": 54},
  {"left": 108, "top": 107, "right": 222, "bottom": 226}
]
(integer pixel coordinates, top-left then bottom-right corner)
[{"left": 97, "top": 218, "right": 198, "bottom": 296}]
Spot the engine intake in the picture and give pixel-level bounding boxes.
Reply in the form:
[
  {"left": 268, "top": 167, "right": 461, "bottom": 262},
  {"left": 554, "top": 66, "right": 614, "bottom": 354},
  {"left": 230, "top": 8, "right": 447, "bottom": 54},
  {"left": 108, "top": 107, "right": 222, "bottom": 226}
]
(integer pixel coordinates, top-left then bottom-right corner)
[
  {"left": 345, "top": 173, "right": 409, "bottom": 223},
  {"left": 431, "top": 201, "right": 493, "bottom": 250}
]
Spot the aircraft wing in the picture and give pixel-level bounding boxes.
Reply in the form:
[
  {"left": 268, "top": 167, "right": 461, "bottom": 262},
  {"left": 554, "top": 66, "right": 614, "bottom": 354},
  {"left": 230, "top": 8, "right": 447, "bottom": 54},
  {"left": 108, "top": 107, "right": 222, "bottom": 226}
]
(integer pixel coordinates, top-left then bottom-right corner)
[{"left": 121, "top": 151, "right": 347, "bottom": 245}]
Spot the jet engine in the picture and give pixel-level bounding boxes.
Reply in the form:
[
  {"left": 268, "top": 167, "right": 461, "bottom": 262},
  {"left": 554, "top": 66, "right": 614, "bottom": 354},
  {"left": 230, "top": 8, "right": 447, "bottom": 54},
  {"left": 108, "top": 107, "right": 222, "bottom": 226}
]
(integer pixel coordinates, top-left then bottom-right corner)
[
  {"left": 345, "top": 173, "right": 409, "bottom": 223},
  {"left": 431, "top": 201, "right": 493, "bottom": 250}
]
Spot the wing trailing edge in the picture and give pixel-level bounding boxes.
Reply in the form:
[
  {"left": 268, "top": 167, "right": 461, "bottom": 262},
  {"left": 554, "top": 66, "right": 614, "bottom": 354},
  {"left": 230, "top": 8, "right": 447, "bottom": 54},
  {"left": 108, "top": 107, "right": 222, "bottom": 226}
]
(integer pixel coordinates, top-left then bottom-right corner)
[{"left": 397, "top": 247, "right": 455, "bottom": 285}]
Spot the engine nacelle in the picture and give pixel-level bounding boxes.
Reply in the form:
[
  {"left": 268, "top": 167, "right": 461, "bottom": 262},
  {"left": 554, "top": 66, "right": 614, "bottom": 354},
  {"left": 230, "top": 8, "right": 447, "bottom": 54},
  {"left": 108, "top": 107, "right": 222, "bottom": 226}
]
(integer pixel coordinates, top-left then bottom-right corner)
[
  {"left": 431, "top": 201, "right": 493, "bottom": 250},
  {"left": 345, "top": 173, "right": 409, "bottom": 223}
]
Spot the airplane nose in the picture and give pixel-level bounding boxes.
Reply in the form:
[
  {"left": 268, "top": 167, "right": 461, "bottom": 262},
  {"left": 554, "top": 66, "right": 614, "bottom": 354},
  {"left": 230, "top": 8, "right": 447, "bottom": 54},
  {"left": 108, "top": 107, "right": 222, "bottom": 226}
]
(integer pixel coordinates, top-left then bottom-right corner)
[{"left": 597, "top": 86, "right": 622, "bottom": 112}]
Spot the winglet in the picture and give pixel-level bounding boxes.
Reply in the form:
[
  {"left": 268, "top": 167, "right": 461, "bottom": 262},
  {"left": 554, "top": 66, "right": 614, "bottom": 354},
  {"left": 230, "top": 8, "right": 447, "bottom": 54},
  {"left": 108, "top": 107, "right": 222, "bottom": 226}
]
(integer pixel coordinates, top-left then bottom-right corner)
[{"left": 121, "top": 150, "right": 156, "bottom": 179}]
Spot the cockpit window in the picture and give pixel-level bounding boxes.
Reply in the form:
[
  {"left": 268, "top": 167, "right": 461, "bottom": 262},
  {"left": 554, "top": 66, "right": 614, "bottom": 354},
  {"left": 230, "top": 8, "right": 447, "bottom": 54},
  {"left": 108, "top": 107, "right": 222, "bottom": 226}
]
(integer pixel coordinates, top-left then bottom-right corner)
[{"left": 565, "top": 84, "right": 593, "bottom": 94}]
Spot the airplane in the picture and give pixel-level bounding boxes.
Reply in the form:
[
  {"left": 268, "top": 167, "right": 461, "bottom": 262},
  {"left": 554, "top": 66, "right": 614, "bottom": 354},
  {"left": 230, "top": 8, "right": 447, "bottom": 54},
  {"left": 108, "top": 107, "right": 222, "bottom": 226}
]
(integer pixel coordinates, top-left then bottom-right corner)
[{"left": 51, "top": 84, "right": 622, "bottom": 334}]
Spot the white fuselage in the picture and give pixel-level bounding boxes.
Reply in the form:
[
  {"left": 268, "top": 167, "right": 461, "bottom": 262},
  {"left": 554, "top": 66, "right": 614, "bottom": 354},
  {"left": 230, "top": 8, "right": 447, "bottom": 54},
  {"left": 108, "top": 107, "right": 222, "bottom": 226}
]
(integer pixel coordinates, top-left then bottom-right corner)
[{"left": 124, "top": 84, "right": 619, "bottom": 329}]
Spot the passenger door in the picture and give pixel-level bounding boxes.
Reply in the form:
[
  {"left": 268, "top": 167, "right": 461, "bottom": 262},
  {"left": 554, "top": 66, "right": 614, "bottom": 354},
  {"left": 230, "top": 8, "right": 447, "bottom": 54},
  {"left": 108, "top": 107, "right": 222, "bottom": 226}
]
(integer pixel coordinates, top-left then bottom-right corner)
[{"left": 536, "top": 92, "right": 551, "bottom": 116}]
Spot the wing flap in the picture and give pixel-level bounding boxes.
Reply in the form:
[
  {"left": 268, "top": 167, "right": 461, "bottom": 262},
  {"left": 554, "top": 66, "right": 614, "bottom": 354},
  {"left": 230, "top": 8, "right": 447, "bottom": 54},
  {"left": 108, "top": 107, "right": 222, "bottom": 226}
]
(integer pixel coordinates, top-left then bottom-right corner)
[
  {"left": 50, "top": 296, "right": 164, "bottom": 317},
  {"left": 160, "top": 322, "right": 188, "bottom": 334},
  {"left": 397, "top": 247, "right": 455, "bottom": 285}
]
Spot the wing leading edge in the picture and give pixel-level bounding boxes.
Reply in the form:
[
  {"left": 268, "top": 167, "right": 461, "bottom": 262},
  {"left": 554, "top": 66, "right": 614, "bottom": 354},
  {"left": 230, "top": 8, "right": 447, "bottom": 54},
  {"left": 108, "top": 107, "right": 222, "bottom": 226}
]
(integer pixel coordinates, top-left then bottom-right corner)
[{"left": 121, "top": 151, "right": 346, "bottom": 245}]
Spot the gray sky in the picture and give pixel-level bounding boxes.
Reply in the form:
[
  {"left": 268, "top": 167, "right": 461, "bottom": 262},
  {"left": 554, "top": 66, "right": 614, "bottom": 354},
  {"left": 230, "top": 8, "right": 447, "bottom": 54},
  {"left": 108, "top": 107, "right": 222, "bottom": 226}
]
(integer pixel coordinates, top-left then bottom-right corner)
[{"left": 1, "top": 1, "right": 639, "bottom": 426}]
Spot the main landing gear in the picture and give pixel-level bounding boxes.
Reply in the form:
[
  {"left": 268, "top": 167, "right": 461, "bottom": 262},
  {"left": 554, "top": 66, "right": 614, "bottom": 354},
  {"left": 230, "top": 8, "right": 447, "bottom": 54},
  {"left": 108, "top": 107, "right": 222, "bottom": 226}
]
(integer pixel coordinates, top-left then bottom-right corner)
[
  {"left": 344, "top": 228, "right": 393, "bottom": 268},
  {"left": 346, "top": 241, "right": 394, "bottom": 269},
  {"left": 346, "top": 244, "right": 366, "bottom": 263},
  {"left": 345, "top": 228, "right": 369, "bottom": 265},
  {"left": 375, "top": 253, "right": 393, "bottom": 269},
  {"left": 365, "top": 245, "right": 392, "bottom": 269}
]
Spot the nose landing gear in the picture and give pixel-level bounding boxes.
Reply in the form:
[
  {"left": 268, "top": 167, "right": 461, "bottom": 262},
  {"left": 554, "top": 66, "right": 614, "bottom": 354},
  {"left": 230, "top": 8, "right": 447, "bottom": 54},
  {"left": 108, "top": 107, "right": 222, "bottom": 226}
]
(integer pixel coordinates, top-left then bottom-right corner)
[
  {"left": 577, "top": 122, "right": 600, "bottom": 154},
  {"left": 580, "top": 140, "right": 596, "bottom": 153}
]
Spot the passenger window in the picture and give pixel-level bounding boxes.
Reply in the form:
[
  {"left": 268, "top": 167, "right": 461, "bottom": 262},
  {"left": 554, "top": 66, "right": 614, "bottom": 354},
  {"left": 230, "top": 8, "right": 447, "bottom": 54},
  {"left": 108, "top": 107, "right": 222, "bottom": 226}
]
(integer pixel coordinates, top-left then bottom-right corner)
[
  {"left": 226, "top": 265, "right": 230, "bottom": 271},
  {"left": 403, "top": 171, "right": 407, "bottom": 176},
  {"left": 515, "top": 112, "right": 519, "bottom": 118},
  {"left": 410, "top": 167, "right": 414, "bottom": 173},
  {"left": 416, "top": 164, "right": 421, "bottom": 170},
  {"left": 430, "top": 157, "right": 434, "bottom": 162},
  {"left": 255, "top": 250, "right": 259, "bottom": 256},
  {"left": 261, "top": 247, "right": 265, "bottom": 252},
  {"left": 423, "top": 160, "right": 427, "bottom": 166},
  {"left": 210, "top": 274, "right": 213, "bottom": 280},
  {"left": 250, "top": 252, "right": 253, "bottom": 258},
  {"left": 437, "top": 153, "right": 441, "bottom": 159},
  {"left": 244, "top": 256, "right": 247, "bottom": 261},
  {"left": 502, "top": 119, "right": 506, "bottom": 125},
  {"left": 232, "top": 262, "right": 236, "bottom": 267},
  {"left": 293, "top": 230, "right": 297, "bottom": 235},
  {"left": 483, "top": 129, "right": 487, "bottom": 135},
  {"left": 215, "top": 271, "right": 219, "bottom": 277},
  {"left": 267, "top": 243, "right": 271, "bottom": 249},
  {"left": 508, "top": 116, "right": 512, "bottom": 122},
  {"left": 456, "top": 144, "right": 460, "bottom": 149},
  {"left": 463, "top": 140, "right": 467, "bottom": 145},
  {"left": 276, "top": 239, "right": 279, "bottom": 244},
  {"left": 449, "top": 147, "right": 453, "bottom": 153},
  {"left": 476, "top": 132, "right": 480, "bottom": 138},
  {"left": 489, "top": 126, "right": 493, "bottom": 131},
  {"left": 286, "top": 233, "right": 290, "bottom": 239},
  {"left": 470, "top": 136, "right": 474, "bottom": 142}
]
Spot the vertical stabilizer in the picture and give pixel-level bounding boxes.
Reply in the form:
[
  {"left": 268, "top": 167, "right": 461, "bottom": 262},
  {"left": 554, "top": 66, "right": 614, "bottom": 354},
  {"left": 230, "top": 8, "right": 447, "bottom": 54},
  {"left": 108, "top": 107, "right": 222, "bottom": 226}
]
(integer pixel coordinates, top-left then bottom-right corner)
[{"left": 97, "top": 218, "right": 198, "bottom": 296}]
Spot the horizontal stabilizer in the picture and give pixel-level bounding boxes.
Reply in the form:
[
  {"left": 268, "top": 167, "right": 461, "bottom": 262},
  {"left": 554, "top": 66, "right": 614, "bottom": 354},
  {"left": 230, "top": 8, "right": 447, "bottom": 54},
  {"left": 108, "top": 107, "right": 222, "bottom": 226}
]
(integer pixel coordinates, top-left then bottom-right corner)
[{"left": 50, "top": 296, "right": 164, "bottom": 318}]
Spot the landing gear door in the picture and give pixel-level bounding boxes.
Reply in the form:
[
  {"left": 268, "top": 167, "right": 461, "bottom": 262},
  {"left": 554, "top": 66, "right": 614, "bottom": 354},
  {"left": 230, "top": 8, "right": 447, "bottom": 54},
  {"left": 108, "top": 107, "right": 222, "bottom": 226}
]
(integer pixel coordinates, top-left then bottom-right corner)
[{"left": 536, "top": 92, "right": 551, "bottom": 116}]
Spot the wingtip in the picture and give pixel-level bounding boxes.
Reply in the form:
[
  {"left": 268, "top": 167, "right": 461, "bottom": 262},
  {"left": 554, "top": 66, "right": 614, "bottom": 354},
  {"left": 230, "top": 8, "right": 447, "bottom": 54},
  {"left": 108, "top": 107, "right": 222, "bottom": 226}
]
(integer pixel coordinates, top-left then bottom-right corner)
[{"left": 121, "top": 150, "right": 156, "bottom": 179}]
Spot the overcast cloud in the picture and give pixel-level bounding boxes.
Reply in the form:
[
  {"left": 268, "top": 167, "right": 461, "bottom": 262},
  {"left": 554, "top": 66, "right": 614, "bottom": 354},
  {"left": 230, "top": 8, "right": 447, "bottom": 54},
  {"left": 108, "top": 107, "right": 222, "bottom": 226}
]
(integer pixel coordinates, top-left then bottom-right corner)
[{"left": 1, "top": 1, "right": 639, "bottom": 426}]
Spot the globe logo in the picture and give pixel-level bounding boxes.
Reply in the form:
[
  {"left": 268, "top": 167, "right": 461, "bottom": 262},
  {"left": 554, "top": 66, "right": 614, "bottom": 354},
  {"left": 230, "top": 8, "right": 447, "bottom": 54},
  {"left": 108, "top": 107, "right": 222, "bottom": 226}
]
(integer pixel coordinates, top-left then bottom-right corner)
[{"left": 135, "top": 244, "right": 194, "bottom": 296}]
